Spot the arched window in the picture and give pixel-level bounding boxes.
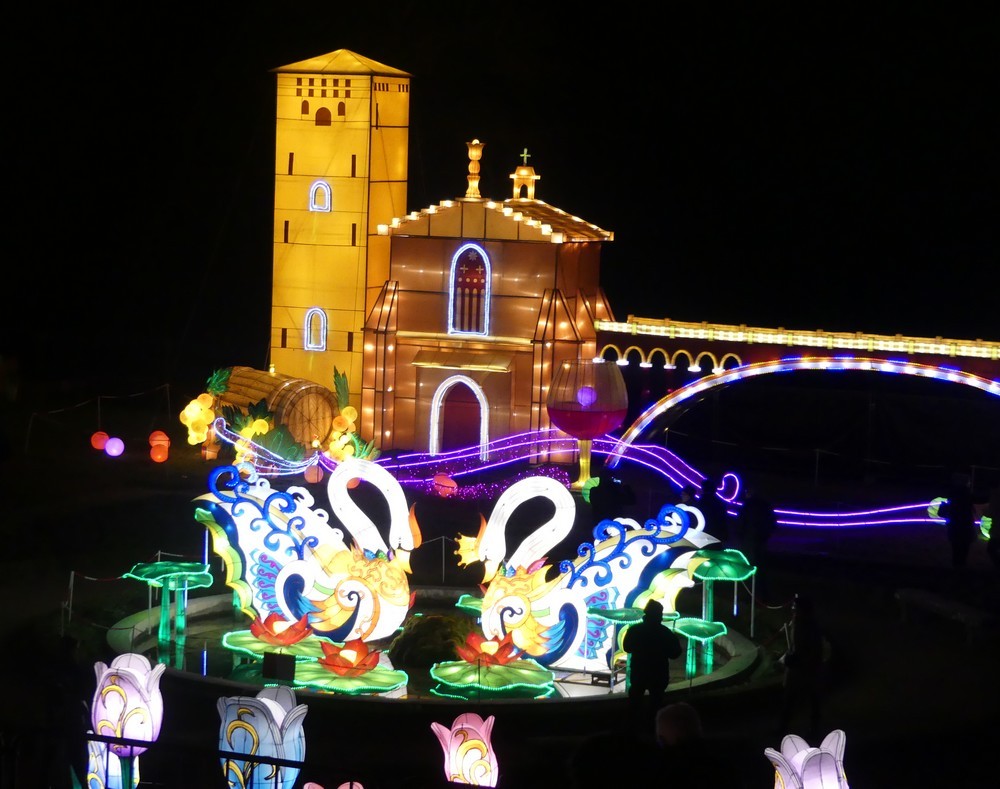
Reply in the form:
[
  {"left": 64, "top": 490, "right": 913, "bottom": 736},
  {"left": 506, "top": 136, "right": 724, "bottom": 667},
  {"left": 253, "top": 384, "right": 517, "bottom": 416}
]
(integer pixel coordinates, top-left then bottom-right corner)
[
  {"left": 448, "top": 243, "right": 491, "bottom": 336},
  {"left": 304, "top": 307, "right": 327, "bottom": 351},
  {"left": 315, "top": 107, "right": 332, "bottom": 126},
  {"left": 309, "top": 181, "right": 332, "bottom": 212},
  {"left": 300, "top": 100, "right": 309, "bottom": 115},
  {"left": 337, "top": 102, "right": 346, "bottom": 118}
]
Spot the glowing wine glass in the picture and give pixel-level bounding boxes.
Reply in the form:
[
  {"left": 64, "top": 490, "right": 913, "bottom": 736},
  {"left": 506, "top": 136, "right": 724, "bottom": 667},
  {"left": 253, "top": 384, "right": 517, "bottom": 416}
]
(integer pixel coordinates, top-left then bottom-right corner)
[{"left": 546, "top": 358, "right": 628, "bottom": 489}]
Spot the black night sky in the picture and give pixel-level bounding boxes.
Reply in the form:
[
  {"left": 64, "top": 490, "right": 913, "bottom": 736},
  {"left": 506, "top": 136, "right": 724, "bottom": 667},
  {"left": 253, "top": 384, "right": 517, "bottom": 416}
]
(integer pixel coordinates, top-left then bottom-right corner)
[{"left": 6, "top": 5, "right": 997, "bottom": 395}]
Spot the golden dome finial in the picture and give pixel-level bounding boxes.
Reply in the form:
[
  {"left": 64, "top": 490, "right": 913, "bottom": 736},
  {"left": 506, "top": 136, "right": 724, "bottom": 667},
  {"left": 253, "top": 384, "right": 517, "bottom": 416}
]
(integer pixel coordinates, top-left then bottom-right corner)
[{"left": 466, "top": 139, "right": 485, "bottom": 199}]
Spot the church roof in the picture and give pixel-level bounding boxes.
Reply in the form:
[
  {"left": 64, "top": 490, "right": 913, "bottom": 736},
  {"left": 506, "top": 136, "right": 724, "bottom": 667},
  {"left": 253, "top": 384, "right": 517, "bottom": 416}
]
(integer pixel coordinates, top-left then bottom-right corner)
[
  {"left": 383, "top": 197, "right": 613, "bottom": 244},
  {"left": 384, "top": 142, "right": 612, "bottom": 243},
  {"left": 272, "top": 49, "right": 411, "bottom": 77},
  {"left": 502, "top": 199, "right": 613, "bottom": 242}
]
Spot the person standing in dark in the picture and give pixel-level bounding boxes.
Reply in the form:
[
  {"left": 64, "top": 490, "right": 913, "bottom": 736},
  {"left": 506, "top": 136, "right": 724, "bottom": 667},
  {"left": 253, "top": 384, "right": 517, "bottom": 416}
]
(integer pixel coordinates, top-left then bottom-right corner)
[
  {"left": 778, "top": 594, "right": 826, "bottom": 738},
  {"left": 940, "top": 472, "right": 977, "bottom": 572},
  {"left": 622, "top": 599, "right": 681, "bottom": 733},
  {"left": 652, "top": 702, "right": 711, "bottom": 783},
  {"left": 733, "top": 483, "right": 778, "bottom": 599}
]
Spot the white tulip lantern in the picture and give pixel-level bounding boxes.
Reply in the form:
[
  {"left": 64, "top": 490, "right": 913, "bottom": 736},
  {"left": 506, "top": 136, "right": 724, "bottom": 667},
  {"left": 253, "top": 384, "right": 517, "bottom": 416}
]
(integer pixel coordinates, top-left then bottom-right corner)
[
  {"left": 765, "top": 730, "right": 850, "bottom": 789},
  {"left": 88, "top": 653, "right": 165, "bottom": 788}
]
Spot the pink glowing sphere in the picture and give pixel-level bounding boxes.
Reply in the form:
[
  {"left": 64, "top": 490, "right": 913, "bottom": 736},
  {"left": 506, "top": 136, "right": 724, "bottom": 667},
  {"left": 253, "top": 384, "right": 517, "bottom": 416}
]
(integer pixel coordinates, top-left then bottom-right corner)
[
  {"left": 576, "top": 385, "right": 598, "bottom": 408},
  {"left": 104, "top": 437, "right": 125, "bottom": 457}
]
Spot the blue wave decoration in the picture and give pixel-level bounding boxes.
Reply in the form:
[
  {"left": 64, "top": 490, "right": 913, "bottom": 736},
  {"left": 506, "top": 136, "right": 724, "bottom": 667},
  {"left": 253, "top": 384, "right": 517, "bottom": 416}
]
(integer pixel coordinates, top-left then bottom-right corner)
[
  {"left": 207, "top": 465, "right": 318, "bottom": 560},
  {"left": 558, "top": 505, "right": 693, "bottom": 589}
]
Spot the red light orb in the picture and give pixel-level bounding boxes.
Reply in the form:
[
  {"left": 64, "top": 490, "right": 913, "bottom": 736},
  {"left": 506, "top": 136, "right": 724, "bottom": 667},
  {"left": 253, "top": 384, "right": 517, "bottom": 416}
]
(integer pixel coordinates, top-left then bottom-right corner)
[
  {"left": 90, "top": 431, "right": 109, "bottom": 450},
  {"left": 149, "top": 430, "right": 171, "bottom": 447},
  {"left": 304, "top": 464, "right": 324, "bottom": 484}
]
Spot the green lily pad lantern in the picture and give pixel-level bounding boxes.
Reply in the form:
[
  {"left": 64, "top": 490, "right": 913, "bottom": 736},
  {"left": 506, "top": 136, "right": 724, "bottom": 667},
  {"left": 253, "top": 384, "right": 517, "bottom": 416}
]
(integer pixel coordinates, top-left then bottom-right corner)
[
  {"left": 429, "top": 657, "right": 556, "bottom": 700},
  {"left": 672, "top": 617, "right": 728, "bottom": 678},
  {"left": 455, "top": 594, "right": 485, "bottom": 616},
  {"left": 292, "top": 662, "right": 409, "bottom": 695},
  {"left": 692, "top": 548, "right": 755, "bottom": 620},
  {"left": 221, "top": 630, "right": 335, "bottom": 662},
  {"left": 691, "top": 549, "right": 753, "bottom": 669},
  {"left": 123, "top": 561, "right": 214, "bottom": 648}
]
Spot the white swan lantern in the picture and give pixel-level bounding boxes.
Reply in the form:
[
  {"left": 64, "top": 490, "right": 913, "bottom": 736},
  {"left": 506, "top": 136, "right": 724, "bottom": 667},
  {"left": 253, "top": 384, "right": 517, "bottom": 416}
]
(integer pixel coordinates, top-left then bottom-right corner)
[
  {"left": 195, "top": 457, "right": 422, "bottom": 643},
  {"left": 456, "top": 476, "right": 719, "bottom": 673}
]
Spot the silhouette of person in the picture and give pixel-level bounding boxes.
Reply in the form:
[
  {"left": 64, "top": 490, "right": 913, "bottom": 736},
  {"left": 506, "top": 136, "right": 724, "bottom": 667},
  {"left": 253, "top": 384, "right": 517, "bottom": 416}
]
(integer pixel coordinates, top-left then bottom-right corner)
[
  {"left": 622, "top": 599, "right": 682, "bottom": 733},
  {"left": 778, "top": 594, "right": 826, "bottom": 738},
  {"left": 940, "top": 472, "right": 976, "bottom": 571},
  {"left": 566, "top": 730, "right": 658, "bottom": 788},
  {"left": 734, "top": 483, "right": 778, "bottom": 599},
  {"left": 653, "top": 702, "right": 709, "bottom": 783}
]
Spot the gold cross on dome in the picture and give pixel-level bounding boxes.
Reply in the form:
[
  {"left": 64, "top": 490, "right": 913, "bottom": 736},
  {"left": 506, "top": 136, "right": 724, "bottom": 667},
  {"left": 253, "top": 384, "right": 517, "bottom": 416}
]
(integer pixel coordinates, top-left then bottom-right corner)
[{"left": 520, "top": 148, "right": 531, "bottom": 165}]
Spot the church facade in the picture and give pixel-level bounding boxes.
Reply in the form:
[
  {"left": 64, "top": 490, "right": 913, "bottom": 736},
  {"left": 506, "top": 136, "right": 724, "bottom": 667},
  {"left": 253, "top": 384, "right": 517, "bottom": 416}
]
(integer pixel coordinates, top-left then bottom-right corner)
[{"left": 268, "top": 50, "right": 615, "bottom": 455}]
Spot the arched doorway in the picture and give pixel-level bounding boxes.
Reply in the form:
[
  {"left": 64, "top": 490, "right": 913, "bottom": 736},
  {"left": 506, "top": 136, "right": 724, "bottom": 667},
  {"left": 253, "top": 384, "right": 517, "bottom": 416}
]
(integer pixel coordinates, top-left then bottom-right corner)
[
  {"left": 429, "top": 374, "right": 491, "bottom": 459},
  {"left": 441, "top": 382, "right": 481, "bottom": 452}
]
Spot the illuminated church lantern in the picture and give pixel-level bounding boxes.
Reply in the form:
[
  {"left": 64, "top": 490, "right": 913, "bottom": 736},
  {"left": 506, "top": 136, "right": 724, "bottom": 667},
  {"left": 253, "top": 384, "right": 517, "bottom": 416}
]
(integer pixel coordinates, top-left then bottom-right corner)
[
  {"left": 363, "top": 142, "right": 616, "bottom": 456},
  {"left": 269, "top": 50, "right": 410, "bottom": 416}
]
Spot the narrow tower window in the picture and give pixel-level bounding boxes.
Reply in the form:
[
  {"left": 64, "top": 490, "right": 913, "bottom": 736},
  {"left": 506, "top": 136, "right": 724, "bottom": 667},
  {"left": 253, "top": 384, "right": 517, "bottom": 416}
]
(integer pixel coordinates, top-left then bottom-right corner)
[
  {"left": 309, "top": 181, "right": 332, "bottom": 212},
  {"left": 304, "top": 307, "right": 327, "bottom": 351}
]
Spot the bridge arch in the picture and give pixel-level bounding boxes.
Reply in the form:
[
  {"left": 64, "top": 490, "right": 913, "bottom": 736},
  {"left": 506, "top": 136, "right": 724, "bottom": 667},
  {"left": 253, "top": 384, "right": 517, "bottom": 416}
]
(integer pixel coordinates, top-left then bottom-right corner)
[
  {"left": 607, "top": 356, "right": 1000, "bottom": 468},
  {"left": 648, "top": 348, "right": 670, "bottom": 368},
  {"left": 672, "top": 350, "right": 695, "bottom": 371},
  {"left": 598, "top": 342, "right": 628, "bottom": 362}
]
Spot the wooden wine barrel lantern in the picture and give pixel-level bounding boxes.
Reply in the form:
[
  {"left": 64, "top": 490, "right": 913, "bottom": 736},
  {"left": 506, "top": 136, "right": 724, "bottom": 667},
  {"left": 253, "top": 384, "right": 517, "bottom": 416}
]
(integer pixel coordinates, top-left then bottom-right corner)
[{"left": 217, "top": 366, "right": 339, "bottom": 446}]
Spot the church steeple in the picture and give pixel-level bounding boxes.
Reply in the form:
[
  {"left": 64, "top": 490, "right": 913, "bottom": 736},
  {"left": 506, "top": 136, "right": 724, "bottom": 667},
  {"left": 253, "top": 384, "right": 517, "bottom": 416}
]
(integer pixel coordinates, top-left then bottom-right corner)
[{"left": 510, "top": 147, "right": 540, "bottom": 199}]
